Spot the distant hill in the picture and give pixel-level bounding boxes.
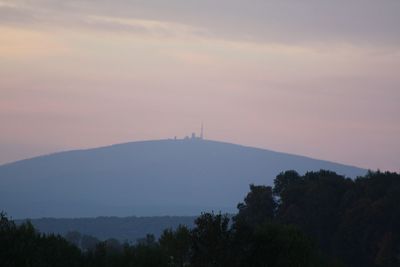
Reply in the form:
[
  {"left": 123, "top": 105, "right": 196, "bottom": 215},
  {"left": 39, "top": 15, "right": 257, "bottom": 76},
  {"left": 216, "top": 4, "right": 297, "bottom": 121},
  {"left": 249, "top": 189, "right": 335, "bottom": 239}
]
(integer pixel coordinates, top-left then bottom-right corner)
[
  {"left": 16, "top": 216, "right": 197, "bottom": 242},
  {"left": 0, "top": 139, "right": 366, "bottom": 218}
]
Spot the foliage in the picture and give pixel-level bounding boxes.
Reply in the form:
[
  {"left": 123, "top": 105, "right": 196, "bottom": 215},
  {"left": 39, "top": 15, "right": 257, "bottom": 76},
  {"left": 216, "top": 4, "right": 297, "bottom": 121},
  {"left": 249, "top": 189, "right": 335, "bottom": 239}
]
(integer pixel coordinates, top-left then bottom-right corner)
[
  {"left": 235, "top": 184, "right": 276, "bottom": 228},
  {"left": 0, "top": 212, "right": 83, "bottom": 267},
  {"left": 273, "top": 170, "right": 400, "bottom": 267},
  {"left": 1, "top": 170, "right": 400, "bottom": 266},
  {"left": 190, "top": 213, "right": 232, "bottom": 266},
  {"left": 159, "top": 225, "right": 191, "bottom": 266}
]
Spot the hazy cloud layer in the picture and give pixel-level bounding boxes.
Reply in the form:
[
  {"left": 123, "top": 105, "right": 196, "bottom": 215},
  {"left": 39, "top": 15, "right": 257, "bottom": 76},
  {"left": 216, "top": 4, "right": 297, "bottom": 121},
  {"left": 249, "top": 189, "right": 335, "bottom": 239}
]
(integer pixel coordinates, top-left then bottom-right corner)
[{"left": 1, "top": 0, "right": 400, "bottom": 45}]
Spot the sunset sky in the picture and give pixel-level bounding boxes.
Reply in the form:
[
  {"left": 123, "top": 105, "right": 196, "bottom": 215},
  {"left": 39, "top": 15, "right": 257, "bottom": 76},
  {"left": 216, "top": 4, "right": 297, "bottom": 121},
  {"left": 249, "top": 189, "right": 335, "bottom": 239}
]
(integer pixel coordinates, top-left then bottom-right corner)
[{"left": 1, "top": 0, "right": 399, "bottom": 171}]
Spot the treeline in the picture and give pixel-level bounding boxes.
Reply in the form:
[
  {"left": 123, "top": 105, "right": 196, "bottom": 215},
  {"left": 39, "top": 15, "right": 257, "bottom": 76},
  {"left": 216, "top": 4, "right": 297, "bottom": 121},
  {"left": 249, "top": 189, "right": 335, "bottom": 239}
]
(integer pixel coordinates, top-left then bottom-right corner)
[
  {"left": 0, "top": 211, "right": 322, "bottom": 267},
  {"left": 1, "top": 170, "right": 400, "bottom": 266},
  {"left": 18, "top": 216, "right": 196, "bottom": 243},
  {"left": 272, "top": 170, "right": 400, "bottom": 266}
]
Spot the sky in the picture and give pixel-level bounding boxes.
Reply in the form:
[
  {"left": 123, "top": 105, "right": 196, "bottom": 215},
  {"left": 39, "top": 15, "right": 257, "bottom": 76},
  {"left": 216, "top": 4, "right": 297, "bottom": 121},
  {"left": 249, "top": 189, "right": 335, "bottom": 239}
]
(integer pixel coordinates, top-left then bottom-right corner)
[{"left": 0, "top": 0, "right": 399, "bottom": 171}]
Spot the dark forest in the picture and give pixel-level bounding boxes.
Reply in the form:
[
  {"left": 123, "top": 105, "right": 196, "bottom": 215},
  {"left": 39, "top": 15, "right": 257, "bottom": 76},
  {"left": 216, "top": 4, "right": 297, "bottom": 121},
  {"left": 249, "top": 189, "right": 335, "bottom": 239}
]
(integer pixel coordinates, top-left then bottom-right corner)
[{"left": 1, "top": 170, "right": 399, "bottom": 267}]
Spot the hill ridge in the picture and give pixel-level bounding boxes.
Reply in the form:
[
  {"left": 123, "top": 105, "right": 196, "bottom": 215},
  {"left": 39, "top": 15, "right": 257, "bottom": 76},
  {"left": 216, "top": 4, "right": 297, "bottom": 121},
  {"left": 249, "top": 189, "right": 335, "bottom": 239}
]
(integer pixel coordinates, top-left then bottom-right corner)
[
  {"left": 0, "top": 138, "right": 364, "bottom": 170},
  {"left": 0, "top": 139, "right": 366, "bottom": 219}
]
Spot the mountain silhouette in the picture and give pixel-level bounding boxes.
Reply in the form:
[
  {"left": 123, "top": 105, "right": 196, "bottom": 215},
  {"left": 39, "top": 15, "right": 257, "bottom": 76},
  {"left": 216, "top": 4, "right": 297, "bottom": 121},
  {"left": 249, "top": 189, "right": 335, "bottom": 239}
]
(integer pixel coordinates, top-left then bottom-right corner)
[{"left": 0, "top": 139, "right": 366, "bottom": 218}]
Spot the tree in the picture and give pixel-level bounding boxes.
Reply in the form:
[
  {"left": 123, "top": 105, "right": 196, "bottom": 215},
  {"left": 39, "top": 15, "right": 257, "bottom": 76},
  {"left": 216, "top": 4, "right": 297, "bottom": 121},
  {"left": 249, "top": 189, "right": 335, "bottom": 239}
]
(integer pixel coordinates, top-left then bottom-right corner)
[
  {"left": 235, "top": 184, "right": 276, "bottom": 229},
  {"left": 81, "top": 234, "right": 100, "bottom": 252},
  {"left": 248, "top": 223, "right": 316, "bottom": 267},
  {"left": 0, "top": 213, "right": 83, "bottom": 267},
  {"left": 273, "top": 170, "right": 302, "bottom": 197},
  {"left": 190, "top": 212, "right": 231, "bottom": 267},
  {"left": 65, "top": 231, "right": 82, "bottom": 248},
  {"left": 159, "top": 225, "right": 191, "bottom": 267}
]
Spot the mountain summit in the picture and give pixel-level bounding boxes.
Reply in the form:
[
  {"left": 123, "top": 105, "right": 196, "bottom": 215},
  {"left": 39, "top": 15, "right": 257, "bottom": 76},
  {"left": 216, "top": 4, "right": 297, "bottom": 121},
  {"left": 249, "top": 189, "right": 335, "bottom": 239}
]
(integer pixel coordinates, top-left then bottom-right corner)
[{"left": 0, "top": 139, "right": 366, "bottom": 218}]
